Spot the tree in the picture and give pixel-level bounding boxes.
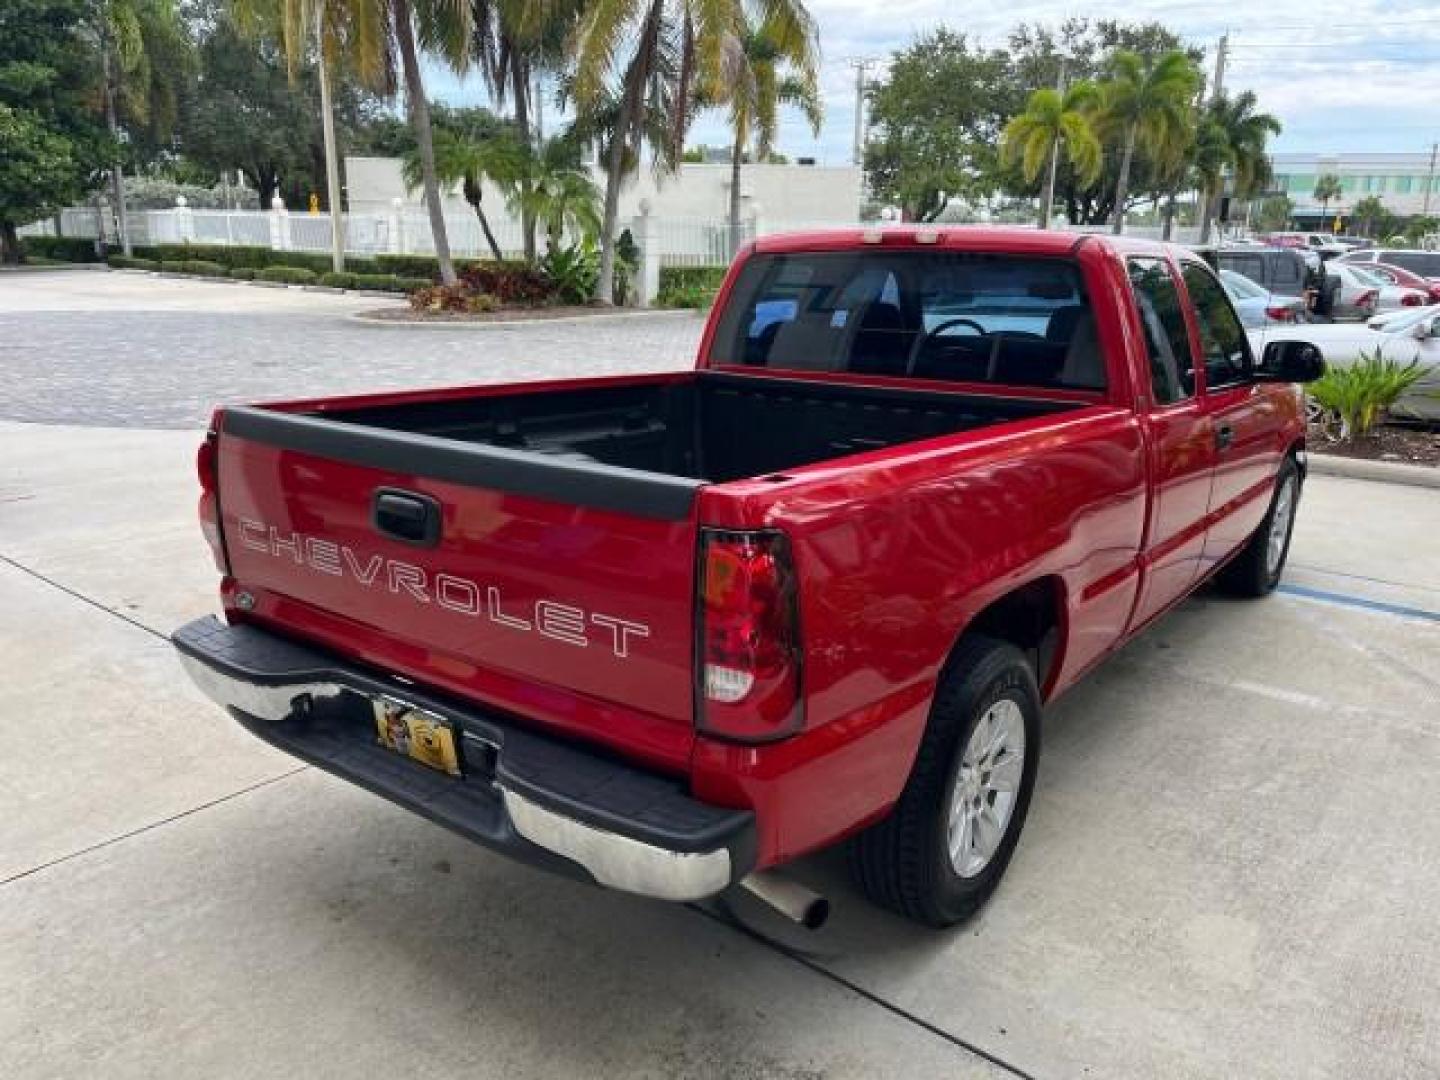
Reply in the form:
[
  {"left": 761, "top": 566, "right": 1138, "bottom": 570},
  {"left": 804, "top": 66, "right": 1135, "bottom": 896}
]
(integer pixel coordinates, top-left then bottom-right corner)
[
  {"left": 401, "top": 107, "right": 513, "bottom": 260},
  {"left": 0, "top": 0, "right": 107, "bottom": 262},
  {"left": 571, "top": 0, "right": 721, "bottom": 301},
  {"left": 1252, "top": 193, "right": 1293, "bottom": 233},
  {"left": 1313, "top": 174, "right": 1343, "bottom": 229},
  {"left": 719, "top": 6, "right": 821, "bottom": 255},
  {"left": 84, "top": 0, "right": 190, "bottom": 255},
  {"left": 1000, "top": 81, "right": 1101, "bottom": 228},
  {"left": 1095, "top": 49, "right": 1198, "bottom": 234},
  {"left": 508, "top": 132, "right": 603, "bottom": 253},
  {"left": 1350, "top": 195, "right": 1398, "bottom": 240},
  {"left": 864, "top": 30, "right": 1012, "bottom": 221},
  {"left": 249, "top": 0, "right": 472, "bottom": 285},
  {"left": 1196, "top": 90, "right": 1280, "bottom": 243}
]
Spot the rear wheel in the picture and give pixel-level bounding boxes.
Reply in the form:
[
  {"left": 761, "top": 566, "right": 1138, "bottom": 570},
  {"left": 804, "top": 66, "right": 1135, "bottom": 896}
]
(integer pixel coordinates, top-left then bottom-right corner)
[
  {"left": 850, "top": 635, "right": 1041, "bottom": 927},
  {"left": 1218, "top": 456, "right": 1301, "bottom": 597}
]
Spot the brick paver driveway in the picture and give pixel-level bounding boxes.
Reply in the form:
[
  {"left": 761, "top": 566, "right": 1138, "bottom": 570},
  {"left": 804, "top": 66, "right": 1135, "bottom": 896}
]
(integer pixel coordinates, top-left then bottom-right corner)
[{"left": 0, "top": 270, "right": 703, "bottom": 427}]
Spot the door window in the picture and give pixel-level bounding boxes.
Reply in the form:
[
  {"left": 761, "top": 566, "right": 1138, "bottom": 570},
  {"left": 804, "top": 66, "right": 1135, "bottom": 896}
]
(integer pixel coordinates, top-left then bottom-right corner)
[
  {"left": 1181, "top": 262, "right": 1253, "bottom": 390},
  {"left": 1128, "top": 258, "right": 1197, "bottom": 405}
]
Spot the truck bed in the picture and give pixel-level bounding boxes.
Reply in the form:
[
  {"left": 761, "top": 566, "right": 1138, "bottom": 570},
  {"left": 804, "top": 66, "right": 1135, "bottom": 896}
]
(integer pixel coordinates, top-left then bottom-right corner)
[{"left": 290, "top": 372, "right": 1079, "bottom": 485}]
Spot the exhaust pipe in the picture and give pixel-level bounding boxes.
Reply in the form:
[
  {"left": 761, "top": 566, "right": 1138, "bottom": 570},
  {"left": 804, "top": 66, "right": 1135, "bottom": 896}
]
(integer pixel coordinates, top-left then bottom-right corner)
[{"left": 738, "top": 870, "right": 830, "bottom": 930}]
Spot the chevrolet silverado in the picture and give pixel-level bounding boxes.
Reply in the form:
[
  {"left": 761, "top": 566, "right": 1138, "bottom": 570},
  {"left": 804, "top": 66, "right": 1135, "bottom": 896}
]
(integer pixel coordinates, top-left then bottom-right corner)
[{"left": 174, "top": 228, "right": 1324, "bottom": 927}]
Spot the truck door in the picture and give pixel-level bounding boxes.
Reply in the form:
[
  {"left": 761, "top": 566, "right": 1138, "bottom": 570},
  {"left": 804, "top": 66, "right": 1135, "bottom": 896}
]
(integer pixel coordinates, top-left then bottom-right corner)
[
  {"left": 1178, "top": 260, "right": 1283, "bottom": 572},
  {"left": 1126, "top": 257, "right": 1217, "bottom": 630}
]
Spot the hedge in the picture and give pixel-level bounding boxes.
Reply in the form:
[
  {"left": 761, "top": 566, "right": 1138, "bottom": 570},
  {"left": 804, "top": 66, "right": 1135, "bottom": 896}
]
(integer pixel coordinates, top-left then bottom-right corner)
[
  {"left": 228, "top": 267, "right": 256, "bottom": 280},
  {"left": 657, "top": 265, "right": 727, "bottom": 308},
  {"left": 257, "top": 265, "right": 318, "bottom": 285},
  {"left": 22, "top": 236, "right": 103, "bottom": 263},
  {"left": 108, "top": 255, "right": 158, "bottom": 271},
  {"left": 182, "top": 259, "right": 226, "bottom": 277}
]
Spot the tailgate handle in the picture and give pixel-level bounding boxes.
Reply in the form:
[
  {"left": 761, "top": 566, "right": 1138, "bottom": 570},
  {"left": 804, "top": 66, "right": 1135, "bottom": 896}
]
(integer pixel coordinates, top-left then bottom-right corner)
[{"left": 372, "top": 488, "right": 441, "bottom": 547}]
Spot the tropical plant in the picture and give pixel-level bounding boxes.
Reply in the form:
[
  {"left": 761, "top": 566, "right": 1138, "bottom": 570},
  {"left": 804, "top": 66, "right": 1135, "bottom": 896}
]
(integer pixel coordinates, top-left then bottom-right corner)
[
  {"left": 1196, "top": 90, "right": 1281, "bottom": 243},
  {"left": 508, "top": 135, "right": 603, "bottom": 254},
  {"left": 1000, "top": 81, "right": 1101, "bottom": 228},
  {"left": 540, "top": 239, "right": 599, "bottom": 303},
  {"left": 1307, "top": 350, "right": 1425, "bottom": 441},
  {"left": 239, "top": 0, "right": 473, "bottom": 284},
  {"left": 1313, "top": 173, "right": 1343, "bottom": 231},
  {"left": 718, "top": 6, "right": 821, "bottom": 256},
  {"left": 402, "top": 112, "right": 516, "bottom": 261},
  {"left": 1094, "top": 48, "right": 1199, "bottom": 234}
]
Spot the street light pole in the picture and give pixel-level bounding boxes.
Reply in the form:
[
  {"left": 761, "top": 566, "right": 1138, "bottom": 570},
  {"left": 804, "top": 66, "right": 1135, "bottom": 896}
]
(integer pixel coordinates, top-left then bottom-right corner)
[{"left": 1423, "top": 141, "right": 1438, "bottom": 219}]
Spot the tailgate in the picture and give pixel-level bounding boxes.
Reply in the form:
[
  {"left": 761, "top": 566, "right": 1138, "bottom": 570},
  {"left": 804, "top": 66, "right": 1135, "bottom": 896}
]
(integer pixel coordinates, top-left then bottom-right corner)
[{"left": 214, "top": 407, "right": 704, "bottom": 769}]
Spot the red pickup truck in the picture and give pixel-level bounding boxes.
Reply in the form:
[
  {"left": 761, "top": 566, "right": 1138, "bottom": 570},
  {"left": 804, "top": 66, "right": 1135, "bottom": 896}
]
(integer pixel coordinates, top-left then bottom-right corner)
[{"left": 174, "top": 228, "right": 1323, "bottom": 928}]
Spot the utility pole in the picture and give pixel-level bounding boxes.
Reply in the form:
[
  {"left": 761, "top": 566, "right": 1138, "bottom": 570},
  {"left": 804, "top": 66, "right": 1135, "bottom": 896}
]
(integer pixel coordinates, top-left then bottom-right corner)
[
  {"left": 1198, "top": 33, "right": 1229, "bottom": 244},
  {"left": 314, "top": 4, "right": 346, "bottom": 274},
  {"left": 848, "top": 58, "right": 875, "bottom": 167},
  {"left": 1423, "top": 141, "right": 1438, "bottom": 218}
]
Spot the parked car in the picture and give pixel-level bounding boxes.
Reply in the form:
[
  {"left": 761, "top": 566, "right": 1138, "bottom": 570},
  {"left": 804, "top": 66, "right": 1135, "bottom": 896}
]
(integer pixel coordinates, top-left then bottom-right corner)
[
  {"left": 1254, "top": 305, "right": 1440, "bottom": 421},
  {"left": 1342, "top": 263, "right": 1429, "bottom": 313},
  {"left": 1220, "top": 268, "right": 1306, "bottom": 327},
  {"left": 1219, "top": 246, "right": 1339, "bottom": 319},
  {"left": 1263, "top": 232, "right": 1348, "bottom": 258},
  {"left": 1339, "top": 248, "right": 1440, "bottom": 283},
  {"left": 173, "top": 228, "right": 1324, "bottom": 930},
  {"left": 1360, "top": 261, "right": 1440, "bottom": 303},
  {"left": 1325, "top": 262, "right": 1382, "bottom": 320}
]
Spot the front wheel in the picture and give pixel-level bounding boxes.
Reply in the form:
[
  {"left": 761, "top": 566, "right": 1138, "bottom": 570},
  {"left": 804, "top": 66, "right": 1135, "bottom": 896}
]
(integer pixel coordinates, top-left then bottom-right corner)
[
  {"left": 1218, "top": 456, "right": 1301, "bottom": 597},
  {"left": 849, "top": 635, "right": 1041, "bottom": 927}
]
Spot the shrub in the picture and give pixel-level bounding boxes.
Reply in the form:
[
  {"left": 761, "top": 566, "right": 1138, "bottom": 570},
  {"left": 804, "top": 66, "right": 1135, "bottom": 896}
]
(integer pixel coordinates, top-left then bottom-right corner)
[
  {"left": 657, "top": 265, "right": 726, "bottom": 308},
  {"left": 459, "top": 261, "right": 553, "bottom": 304},
  {"left": 318, "top": 271, "right": 357, "bottom": 289},
  {"left": 108, "top": 255, "right": 158, "bottom": 271},
  {"left": 182, "top": 259, "right": 226, "bottom": 277},
  {"left": 539, "top": 242, "right": 598, "bottom": 304},
  {"left": 390, "top": 275, "right": 438, "bottom": 293},
  {"left": 159, "top": 260, "right": 188, "bottom": 273},
  {"left": 373, "top": 254, "right": 443, "bottom": 279},
  {"left": 228, "top": 267, "right": 256, "bottom": 280},
  {"left": 257, "top": 265, "right": 317, "bottom": 285},
  {"left": 410, "top": 284, "right": 499, "bottom": 313},
  {"left": 23, "top": 235, "right": 103, "bottom": 263},
  {"left": 1307, "top": 350, "right": 1426, "bottom": 440}
]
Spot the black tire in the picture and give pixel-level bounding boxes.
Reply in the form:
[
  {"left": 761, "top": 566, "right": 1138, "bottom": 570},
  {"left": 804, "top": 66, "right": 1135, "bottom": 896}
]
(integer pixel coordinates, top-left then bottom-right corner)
[
  {"left": 849, "top": 635, "right": 1042, "bottom": 927},
  {"left": 1217, "top": 456, "right": 1301, "bottom": 598}
]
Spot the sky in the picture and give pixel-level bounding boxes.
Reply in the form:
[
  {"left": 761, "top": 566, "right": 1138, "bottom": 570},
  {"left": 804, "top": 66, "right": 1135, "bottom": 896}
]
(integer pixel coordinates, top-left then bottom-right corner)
[{"left": 424, "top": 0, "right": 1440, "bottom": 165}]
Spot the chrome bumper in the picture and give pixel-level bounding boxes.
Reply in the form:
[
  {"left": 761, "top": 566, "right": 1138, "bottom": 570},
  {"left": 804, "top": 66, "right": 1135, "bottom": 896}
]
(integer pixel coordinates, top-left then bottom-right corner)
[{"left": 174, "top": 617, "right": 753, "bottom": 903}]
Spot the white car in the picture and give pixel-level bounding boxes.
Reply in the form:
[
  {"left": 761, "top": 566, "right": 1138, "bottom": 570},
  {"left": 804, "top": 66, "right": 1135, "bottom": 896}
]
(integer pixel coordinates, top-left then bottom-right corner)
[
  {"left": 1251, "top": 307, "right": 1440, "bottom": 421},
  {"left": 1343, "top": 264, "right": 1430, "bottom": 314}
]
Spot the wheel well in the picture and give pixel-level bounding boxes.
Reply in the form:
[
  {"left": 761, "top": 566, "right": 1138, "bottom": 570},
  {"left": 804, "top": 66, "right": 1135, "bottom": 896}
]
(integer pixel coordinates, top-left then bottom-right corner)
[{"left": 959, "top": 577, "right": 1064, "bottom": 695}]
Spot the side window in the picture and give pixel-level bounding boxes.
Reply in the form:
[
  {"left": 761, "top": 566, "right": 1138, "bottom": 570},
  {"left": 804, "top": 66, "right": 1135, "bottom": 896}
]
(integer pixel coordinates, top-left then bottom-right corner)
[
  {"left": 1128, "top": 258, "right": 1196, "bottom": 405},
  {"left": 1271, "top": 256, "right": 1303, "bottom": 288},
  {"left": 1181, "top": 262, "right": 1253, "bottom": 390}
]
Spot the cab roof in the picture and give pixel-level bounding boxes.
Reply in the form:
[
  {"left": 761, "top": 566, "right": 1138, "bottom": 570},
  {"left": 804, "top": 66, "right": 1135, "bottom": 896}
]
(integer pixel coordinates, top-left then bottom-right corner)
[{"left": 751, "top": 225, "right": 1180, "bottom": 260}]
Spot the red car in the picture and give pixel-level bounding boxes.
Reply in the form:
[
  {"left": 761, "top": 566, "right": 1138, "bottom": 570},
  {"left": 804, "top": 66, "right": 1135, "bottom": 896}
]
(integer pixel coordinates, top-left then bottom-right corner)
[
  {"left": 174, "top": 228, "right": 1324, "bottom": 928},
  {"left": 1366, "top": 261, "right": 1440, "bottom": 304}
]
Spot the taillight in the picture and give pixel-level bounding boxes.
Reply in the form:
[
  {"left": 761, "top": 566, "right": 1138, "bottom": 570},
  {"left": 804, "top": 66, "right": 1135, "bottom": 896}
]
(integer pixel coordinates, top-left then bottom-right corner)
[
  {"left": 1357, "top": 289, "right": 1378, "bottom": 310},
  {"left": 1265, "top": 305, "right": 1295, "bottom": 323},
  {"left": 1402, "top": 293, "right": 1423, "bottom": 307},
  {"left": 197, "top": 418, "right": 227, "bottom": 573},
  {"left": 697, "top": 530, "right": 802, "bottom": 742}
]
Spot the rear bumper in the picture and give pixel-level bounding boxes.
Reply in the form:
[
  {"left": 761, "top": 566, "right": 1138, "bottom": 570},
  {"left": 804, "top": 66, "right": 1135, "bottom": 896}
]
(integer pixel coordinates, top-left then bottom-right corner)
[{"left": 172, "top": 616, "right": 755, "bottom": 901}]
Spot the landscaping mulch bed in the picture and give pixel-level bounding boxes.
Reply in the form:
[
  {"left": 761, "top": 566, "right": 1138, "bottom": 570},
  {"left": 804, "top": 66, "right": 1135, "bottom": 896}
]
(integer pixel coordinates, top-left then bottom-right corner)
[
  {"left": 1307, "top": 422, "right": 1440, "bottom": 467},
  {"left": 358, "top": 304, "right": 632, "bottom": 323}
]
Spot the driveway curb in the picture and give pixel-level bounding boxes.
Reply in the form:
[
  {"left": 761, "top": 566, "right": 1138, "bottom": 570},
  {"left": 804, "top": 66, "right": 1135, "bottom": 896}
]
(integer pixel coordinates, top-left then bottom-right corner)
[
  {"left": 346, "top": 308, "right": 703, "bottom": 330},
  {"left": 1308, "top": 452, "right": 1440, "bottom": 489}
]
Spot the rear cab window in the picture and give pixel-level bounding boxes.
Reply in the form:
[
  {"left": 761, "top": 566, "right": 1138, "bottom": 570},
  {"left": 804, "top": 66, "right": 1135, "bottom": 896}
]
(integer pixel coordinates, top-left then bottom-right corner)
[{"left": 708, "top": 250, "right": 1106, "bottom": 392}]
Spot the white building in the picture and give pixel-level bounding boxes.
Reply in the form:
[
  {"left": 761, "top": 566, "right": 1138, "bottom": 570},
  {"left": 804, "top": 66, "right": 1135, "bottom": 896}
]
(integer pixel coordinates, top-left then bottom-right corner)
[
  {"left": 1270, "top": 151, "right": 1440, "bottom": 221},
  {"left": 345, "top": 156, "right": 863, "bottom": 228}
]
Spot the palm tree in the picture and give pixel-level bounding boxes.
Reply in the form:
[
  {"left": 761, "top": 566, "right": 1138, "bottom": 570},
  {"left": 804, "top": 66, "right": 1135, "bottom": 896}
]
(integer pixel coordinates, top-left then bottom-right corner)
[
  {"left": 509, "top": 134, "right": 603, "bottom": 253},
  {"left": 1095, "top": 49, "right": 1199, "bottom": 235},
  {"left": 1001, "top": 81, "right": 1101, "bottom": 229},
  {"left": 573, "top": 0, "right": 823, "bottom": 302},
  {"left": 1313, "top": 173, "right": 1343, "bottom": 232},
  {"left": 242, "top": 0, "right": 472, "bottom": 284},
  {"left": 719, "top": 8, "right": 821, "bottom": 257},
  {"left": 1197, "top": 91, "right": 1281, "bottom": 243},
  {"left": 402, "top": 120, "right": 520, "bottom": 261},
  {"left": 86, "top": 0, "right": 188, "bottom": 256}
]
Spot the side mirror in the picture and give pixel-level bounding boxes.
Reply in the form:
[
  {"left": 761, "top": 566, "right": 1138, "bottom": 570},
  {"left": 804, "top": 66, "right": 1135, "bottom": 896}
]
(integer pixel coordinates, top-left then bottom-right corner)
[
  {"left": 1411, "top": 319, "right": 1437, "bottom": 341},
  {"left": 1258, "top": 340, "right": 1326, "bottom": 383}
]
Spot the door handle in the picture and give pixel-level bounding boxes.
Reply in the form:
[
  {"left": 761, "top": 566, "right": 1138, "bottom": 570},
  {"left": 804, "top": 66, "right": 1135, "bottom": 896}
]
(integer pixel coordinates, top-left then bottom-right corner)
[
  {"left": 1216, "top": 424, "right": 1235, "bottom": 451},
  {"left": 372, "top": 488, "right": 441, "bottom": 547}
]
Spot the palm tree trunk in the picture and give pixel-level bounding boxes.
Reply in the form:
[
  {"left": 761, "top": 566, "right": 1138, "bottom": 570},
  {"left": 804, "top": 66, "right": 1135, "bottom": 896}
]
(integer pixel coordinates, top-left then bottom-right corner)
[
  {"left": 1199, "top": 181, "right": 1220, "bottom": 245},
  {"left": 1111, "top": 124, "right": 1137, "bottom": 235},
  {"left": 1161, "top": 188, "right": 1178, "bottom": 240},
  {"left": 393, "top": 0, "right": 457, "bottom": 285},
  {"left": 595, "top": 105, "right": 629, "bottom": 303},
  {"left": 470, "top": 199, "right": 504, "bottom": 261},
  {"left": 1039, "top": 134, "right": 1059, "bottom": 229},
  {"left": 728, "top": 135, "right": 744, "bottom": 257},
  {"left": 101, "top": 41, "right": 132, "bottom": 258},
  {"left": 0, "top": 221, "right": 20, "bottom": 265},
  {"left": 314, "top": 3, "right": 345, "bottom": 273},
  {"left": 511, "top": 62, "right": 537, "bottom": 265}
]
